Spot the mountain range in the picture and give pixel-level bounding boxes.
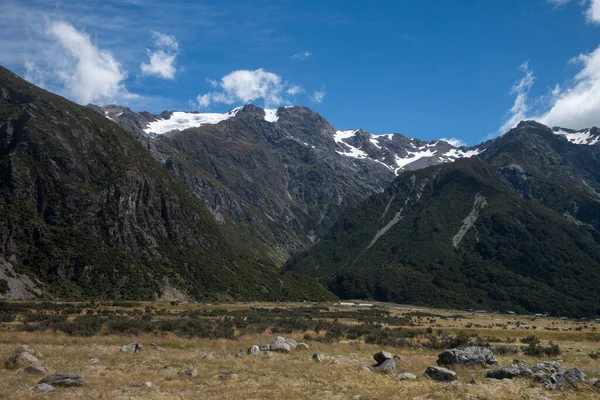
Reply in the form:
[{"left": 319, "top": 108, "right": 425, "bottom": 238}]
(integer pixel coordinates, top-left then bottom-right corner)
[{"left": 1, "top": 65, "right": 600, "bottom": 316}]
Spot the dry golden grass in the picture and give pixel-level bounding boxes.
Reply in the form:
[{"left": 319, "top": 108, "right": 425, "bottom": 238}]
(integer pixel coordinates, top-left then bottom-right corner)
[{"left": 0, "top": 302, "right": 598, "bottom": 399}]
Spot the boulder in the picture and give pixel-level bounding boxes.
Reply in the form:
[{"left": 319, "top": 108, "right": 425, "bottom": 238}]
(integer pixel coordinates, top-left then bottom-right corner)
[
  {"left": 313, "top": 353, "right": 322, "bottom": 363},
  {"left": 425, "top": 366, "right": 457, "bottom": 381},
  {"left": 359, "top": 363, "right": 372, "bottom": 373},
  {"left": 15, "top": 345, "right": 41, "bottom": 358},
  {"left": 202, "top": 352, "right": 215, "bottom": 360},
  {"left": 5, "top": 351, "right": 39, "bottom": 370},
  {"left": 151, "top": 344, "right": 165, "bottom": 352},
  {"left": 532, "top": 361, "right": 561, "bottom": 374},
  {"left": 35, "top": 383, "right": 56, "bottom": 392},
  {"left": 373, "top": 350, "right": 394, "bottom": 366},
  {"left": 248, "top": 345, "right": 260, "bottom": 356},
  {"left": 219, "top": 370, "right": 237, "bottom": 380},
  {"left": 88, "top": 358, "right": 100, "bottom": 365},
  {"left": 437, "top": 347, "right": 497, "bottom": 367},
  {"left": 269, "top": 342, "right": 291, "bottom": 353},
  {"left": 297, "top": 343, "right": 310, "bottom": 350},
  {"left": 546, "top": 368, "right": 587, "bottom": 389},
  {"left": 259, "top": 345, "right": 271, "bottom": 352},
  {"left": 39, "top": 373, "right": 85, "bottom": 387},
  {"left": 285, "top": 338, "right": 298, "bottom": 350},
  {"left": 235, "top": 350, "right": 245, "bottom": 358},
  {"left": 179, "top": 368, "right": 198, "bottom": 379},
  {"left": 120, "top": 342, "right": 143, "bottom": 353},
  {"left": 398, "top": 372, "right": 417, "bottom": 381},
  {"left": 24, "top": 365, "right": 49, "bottom": 375},
  {"left": 486, "top": 364, "right": 533, "bottom": 380},
  {"left": 375, "top": 358, "right": 396, "bottom": 373}
]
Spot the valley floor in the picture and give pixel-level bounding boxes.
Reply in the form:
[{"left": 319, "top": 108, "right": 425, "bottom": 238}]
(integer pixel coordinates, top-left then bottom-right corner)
[{"left": 0, "top": 301, "right": 599, "bottom": 399}]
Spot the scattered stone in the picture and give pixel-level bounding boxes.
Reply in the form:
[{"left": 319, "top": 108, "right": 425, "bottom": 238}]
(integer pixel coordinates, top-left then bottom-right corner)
[
  {"left": 15, "top": 345, "right": 41, "bottom": 358},
  {"left": 533, "top": 372, "right": 547, "bottom": 382},
  {"left": 375, "top": 358, "right": 396, "bottom": 373},
  {"left": 436, "top": 346, "right": 497, "bottom": 367},
  {"left": 284, "top": 338, "right": 298, "bottom": 350},
  {"left": 546, "top": 367, "right": 586, "bottom": 389},
  {"left": 359, "top": 363, "right": 372, "bottom": 373},
  {"left": 88, "top": 358, "right": 100, "bottom": 365},
  {"left": 144, "top": 381, "right": 153, "bottom": 388},
  {"left": 259, "top": 345, "right": 271, "bottom": 352},
  {"left": 248, "top": 345, "right": 260, "bottom": 356},
  {"left": 179, "top": 368, "right": 198, "bottom": 379},
  {"left": 425, "top": 366, "right": 457, "bottom": 381},
  {"left": 202, "top": 352, "right": 215, "bottom": 360},
  {"left": 219, "top": 370, "right": 236, "bottom": 380},
  {"left": 269, "top": 342, "right": 291, "bottom": 353},
  {"left": 532, "top": 361, "right": 561, "bottom": 374},
  {"left": 486, "top": 365, "right": 533, "bottom": 380},
  {"left": 594, "top": 379, "right": 600, "bottom": 389},
  {"left": 330, "top": 359, "right": 340, "bottom": 365},
  {"left": 235, "top": 350, "right": 245, "bottom": 359},
  {"left": 35, "top": 383, "right": 56, "bottom": 392},
  {"left": 297, "top": 343, "right": 310, "bottom": 350},
  {"left": 120, "top": 342, "right": 143, "bottom": 353},
  {"left": 24, "top": 365, "right": 49, "bottom": 375},
  {"left": 276, "top": 336, "right": 286, "bottom": 343},
  {"left": 5, "top": 351, "right": 39, "bottom": 370},
  {"left": 151, "top": 343, "right": 165, "bottom": 352},
  {"left": 398, "top": 372, "right": 417, "bottom": 381},
  {"left": 373, "top": 350, "right": 394, "bottom": 366},
  {"left": 39, "top": 373, "right": 85, "bottom": 387},
  {"left": 313, "top": 353, "right": 322, "bottom": 363}
]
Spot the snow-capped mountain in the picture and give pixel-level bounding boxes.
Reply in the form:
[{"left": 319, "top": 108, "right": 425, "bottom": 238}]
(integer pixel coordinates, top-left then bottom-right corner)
[{"left": 553, "top": 127, "right": 600, "bottom": 146}]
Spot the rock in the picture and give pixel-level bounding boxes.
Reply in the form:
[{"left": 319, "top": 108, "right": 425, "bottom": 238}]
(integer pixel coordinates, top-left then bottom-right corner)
[
  {"left": 144, "top": 381, "right": 153, "bottom": 388},
  {"left": 330, "top": 359, "right": 340, "bottom": 365},
  {"left": 24, "top": 365, "right": 49, "bottom": 375},
  {"left": 373, "top": 350, "right": 394, "bottom": 366},
  {"left": 269, "top": 342, "right": 291, "bottom": 353},
  {"left": 235, "top": 350, "right": 245, "bottom": 358},
  {"left": 284, "top": 338, "right": 298, "bottom": 350},
  {"left": 219, "top": 370, "right": 236, "bottom": 380},
  {"left": 313, "top": 353, "right": 322, "bottom": 363},
  {"left": 276, "top": 336, "right": 286, "bottom": 343},
  {"left": 398, "top": 372, "right": 417, "bottom": 381},
  {"left": 151, "top": 343, "right": 165, "bottom": 352},
  {"left": 259, "top": 345, "right": 271, "bottom": 352},
  {"left": 533, "top": 372, "right": 547, "bottom": 382},
  {"left": 16, "top": 345, "right": 41, "bottom": 358},
  {"left": 248, "top": 345, "right": 260, "bottom": 356},
  {"left": 297, "top": 343, "right": 310, "bottom": 350},
  {"left": 359, "top": 363, "right": 372, "bottom": 373},
  {"left": 39, "top": 373, "right": 85, "bottom": 387},
  {"left": 425, "top": 366, "right": 457, "bottom": 381},
  {"left": 532, "top": 361, "right": 561, "bottom": 374},
  {"left": 594, "top": 379, "right": 600, "bottom": 388},
  {"left": 436, "top": 346, "right": 497, "bottom": 367},
  {"left": 375, "top": 358, "right": 396, "bottom": 373},
  {"left": 486, "top": 364, "right": 533, "bottom": 380},
  {"left": 35, "top": 383, "right": 56, "bottom": 392},
  {"left": 179, "top": 368, "right": 198, "bottom": 379},
  {"left": 353, "top": 396, "right": 362, "bottom": 400},
  {"left": 546, "top": 368, "right": 587, "bottom": 389},
  {"left": 5, "top": 351, "right": 39, "bottom": 370},
  {"left": 11, "top": 385, "right": 26, "bottom": 391},
  {"left": 120, "top": 342, "right": 143, "bottom": 353},
  {"left": 202, "top": 352, "right": 215, "bottom": 360},
  {"left": 88, "top": 358, "right": 100, "bottom": 365}
]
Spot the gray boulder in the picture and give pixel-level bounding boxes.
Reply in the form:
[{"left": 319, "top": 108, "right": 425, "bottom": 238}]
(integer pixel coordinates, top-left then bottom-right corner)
[
  {"left": 24, "top": 365, "right": 49, "bottom": 375},
  {"left": 437, "top": 346, "right": 497, "bottom": 367},
  {"left": 546, "top": 368, "right": 587, "bottom": 389},
  {"left": 259, "top": 345, "right": 271, "bottom": 352},
  {"left": 285, "top": 338, "right": 298, "bottom": 350},
  {"left": 375, "top": 358, "right": 396, "bottom": 373},
  {"left": 532, "top": 361, "right": 561, "bottom": 374},
  {"left": 398, "top": 372, "right": 417, "bottom": 381},
  {"left": 202, "top": 352, "right": 215, "bottom": 360},
  {"left": 35, "top": 383, "right": 56, "bottom": 392},
  {"left": 235, "top": 350, "right": 245, "bottom": 358},
  {"left": 269, "top": 342, "right": 291, "bottom": 353},
  {"left": 313, "top": 353, "right": 322, "bottom": 363},
  {"left": 373, "top": 350, "right": 394, "bottom": 366},
  {"left": 5, "top": 351, "right": 39, "bottom": 370},
  {"left": 39, "top": 373, "right": 85, "bottom": 387},
  {"left": 179, "top": 368, "right": 198, "bottom": 379},
  {"left": 151, "top": 344, "right": 165, "bottom": 352},
  {"left": 425, "top": 366, "right": 457, "bottom": 381},
  {"left": 248, "top": 345, "right": 260, "bottom": 356},
  {"left": 88, "top": 358, "right": 100, "bottom": 365},
  {"left": 120, "top": 342, "right": 143, "bottom": 353},
  {"left": 297, "top": 343, "right": 310, "bottom": 350}
]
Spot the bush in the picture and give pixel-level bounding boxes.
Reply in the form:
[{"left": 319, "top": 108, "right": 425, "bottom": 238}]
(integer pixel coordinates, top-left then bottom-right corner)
[{"left": 54, "top": 316, "right": 104, "bottom": 336}]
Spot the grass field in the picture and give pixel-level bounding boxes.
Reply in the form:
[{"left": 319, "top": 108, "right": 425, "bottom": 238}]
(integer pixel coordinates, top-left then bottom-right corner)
[{"left": 0, "top": 301, "right": 599, "bottom": 399}]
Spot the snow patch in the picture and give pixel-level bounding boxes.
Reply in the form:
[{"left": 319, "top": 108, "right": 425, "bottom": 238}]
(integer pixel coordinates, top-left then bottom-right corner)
[
  {"left": 393, "top": 148, "right": 437, "bottom": 174},
  {"left": 144, "top": 107, "right": 243, "bottom": 134},
  {"left": 443, "top": 148, "right": 482, "bottom": 159},
  {"left": 264, "top": 108, "right": 279, "bottom": 123},
  {"left": 334, "top": 130, "right": 368, "bottom": 159},
  {"left": 554, "top": 129, "right": 599, "bottom": 145}
]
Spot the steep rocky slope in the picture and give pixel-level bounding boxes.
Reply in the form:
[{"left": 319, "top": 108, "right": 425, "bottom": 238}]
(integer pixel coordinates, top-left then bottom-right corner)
[{"left": 0, "top": 66, "right": 334, "bottom": 301}]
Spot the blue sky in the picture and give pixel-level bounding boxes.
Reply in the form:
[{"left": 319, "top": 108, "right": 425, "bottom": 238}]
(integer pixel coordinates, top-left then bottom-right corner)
[{"left": 1, "top": 0, "right": 600, "bottom": 145}]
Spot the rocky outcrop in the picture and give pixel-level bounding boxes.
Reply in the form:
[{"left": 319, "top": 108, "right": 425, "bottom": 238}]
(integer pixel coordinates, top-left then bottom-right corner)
[
  {"left": 437, "top": 347, "right": 497, "bottom": 367},
  {"left": 425, "top": 366, "right": 457, "bottom": 381}
]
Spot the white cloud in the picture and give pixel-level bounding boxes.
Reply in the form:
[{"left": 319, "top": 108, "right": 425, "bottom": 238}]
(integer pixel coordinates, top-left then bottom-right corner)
[
  {"left": 548, "top": 0, "right": 600, "bottom": 23},
  {"left": 197, "top": 68, "right": 295, "bottom": 108},
  {"left": 140, "top": 31, "right": 179, "bottom": 80},
  {"left": 310, "top": 89, "right": 326, "bottom": 103},
  {"left": 27, "top": 21, "right": 135, "bottom": 105},
  {"left": 290, "top": 51, "right": 312, "bottom": 60},
  {"left": 286, "top": 85, "right": 303, "bottom": 95},
  {"left": 498, "top": 62, "right": 534, "bottom": 134},
  {"left": 439, "top": 138, "right": 467, "bottom": 147}
]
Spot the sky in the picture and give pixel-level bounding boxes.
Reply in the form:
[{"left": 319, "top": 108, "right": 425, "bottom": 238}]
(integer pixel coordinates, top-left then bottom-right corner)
[{"left": 1, "top": 0, "right": 600, "bottom": 145}]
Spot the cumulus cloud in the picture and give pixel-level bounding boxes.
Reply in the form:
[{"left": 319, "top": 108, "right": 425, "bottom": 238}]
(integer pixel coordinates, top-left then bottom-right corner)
[
  {"left": 310, "top": 89, "right": 326, "bottom": 103},
  {"left": 197, "top": 68, "right": 309, "bottom": 108},
  {"left": 140, "top": 31, "right": 179, "bottom": 80},
  {"left": 498, "top": 62, "right": 535, "bottom": 134},
  {"left": 25, "top": 21, "right": 135, "bottom": 105},
  {"left": 290, "top": 51, "right": 312, "bottom": 60}
]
